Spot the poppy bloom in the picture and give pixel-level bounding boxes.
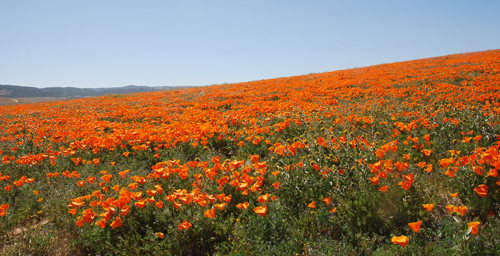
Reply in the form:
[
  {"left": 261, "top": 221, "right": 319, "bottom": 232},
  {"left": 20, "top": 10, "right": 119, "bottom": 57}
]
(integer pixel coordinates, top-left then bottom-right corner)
[
  {"left": 467, "top": 221, "right": 480, "bottom": 235},
  {"left": 450, "top": 193, "right": 458, "bottom": 198},
  {"left": 456, "top": 205, "right": 467, "bottom": 216},
  {"left": 96, "top": 219, "right": 106, "bottom": 229},
  {"left": 391, "top": 235, "right": 409, "bottom": 247},
  {"left": 236, "top": 202, "right": 249, "bottom": 210},
  {"left": 378, "top": 186, "right": 388, "bottom": 193},
  {"left": 214, "top": 202, "right": 227, "bottom": 211},
  {"left": 155, "top": 232, "right": 164, "bottom": 239},
  {"left": 323, "top": 197, "right": 331, "bottom": 205},
  {"left": 155, "top": 201, "right": 164, "bottom": 209},
  {"left": 257, "top": 194, "right": 270, "bottom": 204},
  {"left": 178, "top": 220, "right": 192, "bottom": 230},
  {"left": 0, "top": 204, "right": 10, "bottom": 216},
  {"left": 135, "top": 200, "right": 146, "bottom": 209},
  {"left": 110, "top": 217, "right": 122, "bottom": 229},
  {"left": 75, "top": 219, "right": 84, "bottom": 227},
  {"left": 146, "top": 196, "right": 155, "bottom": 204},
  {"left": 119, "top": 170, "right": 129, "bottom": 178},
  {"left": 486, "top": 169, "right": 498, "bottom": 177},
  {"left": 204, "top": 208, "right": 216, "bottom": 218},
  {"left": 101, "top": 174, "right": 112, "bottom": 183},
  {"left": 422, "top": 204, "right": 434, "bottom": 211},
  {"left": 408, "top": 220, "right": 422, "bottom": 232},
  {"left": 87, "top": 176, "right": 96, "bottom": 184},
  {"left": 308, "top": 201, "right": 316, "bottom": 208},
  {"left": 446, "top": 204, "right": 454, "bottom": 213},
  {"left": 272, "top": 181, "right": 280, "bottom": 189},
  {"left": 100, "top": 211, "right": 112, "bottom": 221},
  {"left": 421, "top": 149, "right": 432, "bottom": 156},
  {"left": 254, "top": 205, "right": 268, "bottom": 217},
  {"left": 474, "top": 184, "right": 488, "bottom": 197},
  {"left": 129, "top": 183, "right": 138, "bottom": 190}
]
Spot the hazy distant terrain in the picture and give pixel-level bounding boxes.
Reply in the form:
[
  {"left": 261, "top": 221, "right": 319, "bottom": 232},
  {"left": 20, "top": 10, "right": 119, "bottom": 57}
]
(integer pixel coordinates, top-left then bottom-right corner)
[{"left": 0, "top": 84, "right": 193, "bottom": 105}]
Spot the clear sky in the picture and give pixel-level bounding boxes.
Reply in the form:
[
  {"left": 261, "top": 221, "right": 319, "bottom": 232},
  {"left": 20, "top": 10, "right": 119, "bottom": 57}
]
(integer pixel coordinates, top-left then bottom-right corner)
[{"left": 1, "top": 0, "right": 499, "bottom": 88}]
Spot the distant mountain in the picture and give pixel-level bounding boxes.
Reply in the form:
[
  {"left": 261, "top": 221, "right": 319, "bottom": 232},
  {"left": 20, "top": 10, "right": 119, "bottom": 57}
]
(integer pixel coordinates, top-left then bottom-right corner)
[{"left": 0, "top": 84, "right": 192, "bottom": 98}]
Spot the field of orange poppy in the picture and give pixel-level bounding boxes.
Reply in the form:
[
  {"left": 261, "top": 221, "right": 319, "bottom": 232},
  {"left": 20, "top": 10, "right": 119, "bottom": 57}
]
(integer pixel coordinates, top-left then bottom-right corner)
[{"left": 1, "top": 49, "right": 500, "bottom": 255}]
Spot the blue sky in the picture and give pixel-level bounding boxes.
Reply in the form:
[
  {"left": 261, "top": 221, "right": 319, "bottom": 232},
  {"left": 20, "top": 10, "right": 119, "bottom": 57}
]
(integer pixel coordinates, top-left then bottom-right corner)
[{"left": 1, "top": 0, "right": 499, "bottom": 88}]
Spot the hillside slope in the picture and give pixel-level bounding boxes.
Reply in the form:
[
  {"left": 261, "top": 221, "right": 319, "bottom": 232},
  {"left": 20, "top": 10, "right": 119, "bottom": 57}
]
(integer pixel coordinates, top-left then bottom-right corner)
[{"left": 0, "top": 49, "right": 500, "bottom": 255}]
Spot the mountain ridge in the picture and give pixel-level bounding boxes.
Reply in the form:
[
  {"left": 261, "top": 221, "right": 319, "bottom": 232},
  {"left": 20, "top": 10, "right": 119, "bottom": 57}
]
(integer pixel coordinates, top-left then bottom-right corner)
[{"left": 0, "top": 84, "right": 193, "bottom": 98}]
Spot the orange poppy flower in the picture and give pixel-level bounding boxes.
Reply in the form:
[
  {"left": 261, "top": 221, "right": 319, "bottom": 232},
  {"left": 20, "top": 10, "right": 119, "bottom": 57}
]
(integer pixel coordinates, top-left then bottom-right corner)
[
  {"left": 323, "top": 197, "right": 331, "bottom": 205},
  {"left": 446, "top": 204, "right": 454, "bottom": 213},
  {"left": 474, "top": 184, "right": 488, "bottom": 197},
  {"left": 378, "top": 186, "right": 388, "bottom": 193},
  {"left": 391, "top": 235, "right": 409, "bottom": 247},
  {"left": 486, "top": 169, "right": 498, "bottom": 177},
  {"left": 155, "top": 232, "right": 164, "bottom": 239},
  {"left": 154, "top": 184, "right": 163, "bottom": 194},
  {"left": 308, "top": 201, "right": 316, "bottom": 208},
  {"left": 254, "top": 205, "right": 268, "bottom": 217},
  {"left": 272, "top": 181, "right": 280, "bottom": 189},
  {"left": 178, "top": 220, "right": 192, "bottom": 230},
  {"left": 450, "top": 193, "right": 458, "bottom": 198},
  {"left": 87, "top": 176, "right": 96, "bottom": 184},
  {"left": 155, "top": 200, "right": 164, "bottom": 209},
  {"left": 215, "top": 202, "right": 227, "bottom": 211},
  {"left": 249, "top": 155, "right": 259, "bottom": 163},
  {"left": 146, "top": 196, "right": 155, "bottom": 204},
  {"left": 75, "top": 219, "right": 84, "bottom": 227},
  {"left": 408, "top": 220, "right": 422, "bottom": 232},
  {"left": 135, "top": 200, "right": 146, "bottom": 209},
  {"left": 467, "top": 221, "right": 480, "bottom": 234},
  {"left": 257, "top": 194, "right": 270, "bottom": 204},
  {"left": 0, "top": 204, "right": 9, "bottom": 211},
  {"left": 173, "top": 201, "right": 182, "bottom": 209},
  {"left": 100, "top": 211, "right": 112, "bottom": 221},
  {"left": 110, "top": 217, "right": 122, "bottom": 229},
  {"left": 82, "top": 208, "right": 96, "bottom": 224},
  {"left": 204, "top": 208, "right": 216, "bottom": 218},
  {"left": 4, "top": 185, "right": 12, "bottom": 191},
  {"left": 96, "top": 219, "right": 106, "bottom": 229},
  {"left": 119, "top": 170, "right": 129, "bottom": 178},
  {"left": 456, "top": 205, "right": 467, "bottom": 216},
  {"left": 101, "top": 174, "right": 112, "bottom": 183},
  {"left": 236, "top": 202, "right": 249, "bottom": 210},
  {"left": 422, "top": 204, "right": 434, "bottom": 211},
  {"left": 129, "top": 183, "right": 138, "bottom": 190},
  {"left": 421, "top": 149, "right": 432, "bottom": 156}
]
